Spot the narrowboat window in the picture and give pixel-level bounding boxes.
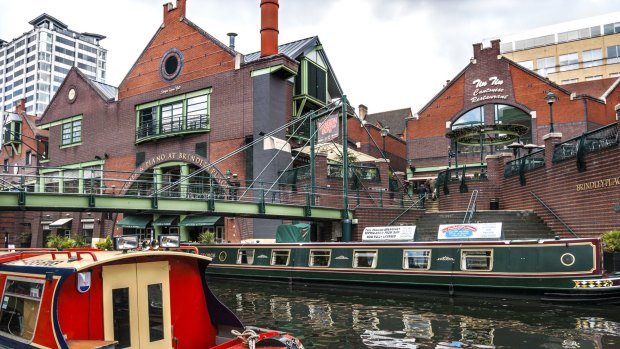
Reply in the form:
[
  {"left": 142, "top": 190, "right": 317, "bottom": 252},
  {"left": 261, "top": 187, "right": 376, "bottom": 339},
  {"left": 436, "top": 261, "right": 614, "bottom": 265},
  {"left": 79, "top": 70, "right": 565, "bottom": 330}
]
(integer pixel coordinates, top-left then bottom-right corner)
[
  {"left": 353, "top": 250, "right": 378, "bottom": 269},
  {"left": 403, "top": 250, "right": 431, "bottom": 269},
  {"left": 271, "top": 250, "right": 290, "bottom": 266},
  {"left": 0, "top": 277, "right": 45, "bottom": 342},
  {"left": 309, "top": 250, "right": 331, "bottom": 267},
  {"left": 237, "top": 249, "right": 255, "bottom": 264},
  {"left": 461, "top": 250, "right": 493, "bottom": 271},
  {"left": 112, "top": 288, "right": 131, "bottom": 348},
  {"left": 147, "top": 284, "right": 164, "bottom": 342}
]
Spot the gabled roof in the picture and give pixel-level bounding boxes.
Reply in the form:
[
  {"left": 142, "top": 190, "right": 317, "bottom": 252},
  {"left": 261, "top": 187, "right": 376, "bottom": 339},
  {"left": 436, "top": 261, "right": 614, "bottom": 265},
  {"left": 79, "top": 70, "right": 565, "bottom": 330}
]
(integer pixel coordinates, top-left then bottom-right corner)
[
  {"left": 244, "top": 36, "right": 343, "bottom": 100},
  {"left": 563, "top": 77, "right": 620, "bottom": 100},
  {"left": 365, "top": 108, "right": 412, "bottom": 136}
]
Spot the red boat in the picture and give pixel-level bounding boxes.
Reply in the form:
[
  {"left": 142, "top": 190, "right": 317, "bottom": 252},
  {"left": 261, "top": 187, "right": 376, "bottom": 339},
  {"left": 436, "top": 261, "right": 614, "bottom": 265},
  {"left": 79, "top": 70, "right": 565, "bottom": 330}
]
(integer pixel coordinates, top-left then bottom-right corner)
[{"left": 0, "top": 235, "right": 303, "bottom": 349}]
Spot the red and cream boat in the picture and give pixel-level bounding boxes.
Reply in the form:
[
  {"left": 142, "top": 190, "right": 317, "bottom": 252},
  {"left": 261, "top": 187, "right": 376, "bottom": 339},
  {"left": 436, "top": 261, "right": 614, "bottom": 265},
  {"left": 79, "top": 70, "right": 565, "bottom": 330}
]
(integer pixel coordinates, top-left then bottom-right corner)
[{"left": 0, "top": 235, "right": 303, "bottom": 349}]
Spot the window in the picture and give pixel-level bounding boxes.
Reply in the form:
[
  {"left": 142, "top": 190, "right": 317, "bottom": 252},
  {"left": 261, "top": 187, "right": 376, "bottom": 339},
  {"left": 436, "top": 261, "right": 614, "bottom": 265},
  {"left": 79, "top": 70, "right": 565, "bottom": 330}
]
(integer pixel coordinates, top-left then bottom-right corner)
[
  {"left": 237, "top": 249, "right": 254, "bottom": 264},
  {"left": 585, "top": 75, "right": 603, "bottom": 81},
  {"left": 0, "top": 277, "right": 44, "bottom": 342},
  {"left": 561, "top": 78, "right": 579, "bottom": 84},
  {"left": 61, "top": 119, "right": 81, "bottom": 146},
  {"left": 536, "top": 56, "right": 556, "bottom": 77},
  {"left": 559, "top": 53, "right": 578, "bottom": 71},
  {"left": 353, "top": 250, "right": 377, "bottom": 268},
  {"left": 461, "top": 250, "right": 493, "bottom": 271},
  {"left": 309, "top": 250, "right": 331, "bottom": 267},
  {"left": 270, "top": 250, "right": 291, "bottom": 266},
  {"left": 403, "top": 250, "right": 431, "bottom": 269},
  {"left": 517, "top": 60, "right": 533, "bottom": 70},
  {"left": 55, "top": 36, "right": 75, "bottom": 47},
  {"left": 25, "top": 151, "right": 31, "bottom": 166},
  {"left": 607, "top": 45, "right": 620, "bottom": 64},
  {"left": 135, "top": 89, "right": 211, "bottom": 142},
  {"left": 583, "top": 48, "right": 603, "bottom": 68},
  {"left": 604, "top": 22, "right": 620, "bottom": 35},
  {"left": 3, "top": 121, "right": 21, "bottom": 144},
  {"left": 306, "top": 61, "right": 327, "bottom": 102},
  {"left": 2, "top": 160, "right": 8, "bottom": 173}
]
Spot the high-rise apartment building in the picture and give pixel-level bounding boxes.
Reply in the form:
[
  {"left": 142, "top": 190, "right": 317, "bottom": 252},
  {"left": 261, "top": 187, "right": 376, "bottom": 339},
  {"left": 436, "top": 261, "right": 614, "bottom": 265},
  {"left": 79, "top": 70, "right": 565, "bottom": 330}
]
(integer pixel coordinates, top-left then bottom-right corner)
[
  {"left": 493, "top": 12, "right": 620, "bottom": 85},
  {"left": 0, "top": 14, "right": 107, "bottom": 115}
]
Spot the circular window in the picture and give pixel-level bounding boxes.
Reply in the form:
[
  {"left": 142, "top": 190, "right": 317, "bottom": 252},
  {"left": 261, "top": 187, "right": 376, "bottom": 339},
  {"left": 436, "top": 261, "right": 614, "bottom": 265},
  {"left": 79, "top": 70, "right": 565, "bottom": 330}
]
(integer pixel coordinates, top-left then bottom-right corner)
[
  {"left": 561, "top": 253, "right": 575, "bottom": 266},
  {"left": 160, "top": 48, "right": 184, "bottom": 82},
  {"left": 218, "top": 251, "right": 227, "bottom": 262}
]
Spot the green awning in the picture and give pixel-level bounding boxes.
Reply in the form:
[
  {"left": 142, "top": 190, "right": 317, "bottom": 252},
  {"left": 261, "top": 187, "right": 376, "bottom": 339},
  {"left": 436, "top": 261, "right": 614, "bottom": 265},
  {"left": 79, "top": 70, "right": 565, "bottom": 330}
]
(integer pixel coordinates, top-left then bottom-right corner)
[
  {"left": 180, "top": 216, "right": 221, "bottom": 227},
  {"left": 153, "top": 215, "right": 178, "bottom": 226},
  {"left": 117, "top": 215, "right": 152, "bottom": 229}
]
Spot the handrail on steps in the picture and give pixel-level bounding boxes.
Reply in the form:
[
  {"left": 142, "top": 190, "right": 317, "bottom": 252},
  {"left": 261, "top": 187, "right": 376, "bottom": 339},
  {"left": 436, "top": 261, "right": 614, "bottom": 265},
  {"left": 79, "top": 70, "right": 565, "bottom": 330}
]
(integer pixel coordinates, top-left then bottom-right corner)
[
  {"left": 529, "top": 191, "right": 579, "bottom": 238},
  {"left": 463, "top": 190, "right": 478, "bottom": 224}
]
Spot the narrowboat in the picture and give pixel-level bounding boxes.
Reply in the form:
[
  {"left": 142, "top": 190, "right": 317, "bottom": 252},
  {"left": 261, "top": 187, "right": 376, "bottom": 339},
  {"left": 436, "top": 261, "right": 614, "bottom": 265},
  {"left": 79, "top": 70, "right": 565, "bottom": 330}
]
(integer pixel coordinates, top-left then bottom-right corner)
[
  {"left": 197, "top": 236, "right": 620, "bottom": 303},
  {"left": 0, "top": 235, "right": 304, "bottom": 349}
]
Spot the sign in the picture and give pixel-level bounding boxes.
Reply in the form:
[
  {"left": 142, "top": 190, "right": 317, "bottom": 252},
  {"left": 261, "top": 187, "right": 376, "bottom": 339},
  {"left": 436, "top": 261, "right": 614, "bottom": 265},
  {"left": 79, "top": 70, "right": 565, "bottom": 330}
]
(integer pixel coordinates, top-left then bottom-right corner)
[
  {"left": 77, "top": 272, "right": 91, "bottom": 293},
  {"left": 317, "top": 113, "right": 339, "bottom": 143},
  {"left": 576, "top": 176, "right": 620, "bottom": 192},
  {"left": 470, "top": 76, "right": 509, "bottom": 103},
  {"left": 437, "top": 223, "right": 502, "bottom": 240},
  {"left": 362, "top": 226, "right": 416, "bottom": 241}
]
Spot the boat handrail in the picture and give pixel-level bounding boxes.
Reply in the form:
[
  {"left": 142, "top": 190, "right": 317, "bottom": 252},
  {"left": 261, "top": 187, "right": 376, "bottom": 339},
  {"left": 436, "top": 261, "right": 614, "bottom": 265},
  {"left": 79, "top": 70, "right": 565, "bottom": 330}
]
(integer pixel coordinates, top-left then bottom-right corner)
[
  {"left": 463, "top": 190, "right": 479, "bottom": 224},
  {"left": 76, "top": 251, "right": 99, "bottom": 261}
]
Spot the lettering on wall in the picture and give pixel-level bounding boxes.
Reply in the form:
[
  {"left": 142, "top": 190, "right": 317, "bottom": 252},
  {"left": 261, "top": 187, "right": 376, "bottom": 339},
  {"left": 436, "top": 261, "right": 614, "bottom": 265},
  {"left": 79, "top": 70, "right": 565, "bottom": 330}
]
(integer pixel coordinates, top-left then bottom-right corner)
[
  {"left": 129, "top": 152, "right": 223, "bottom": 184},
  {"left": 576, "top": 176, "right": 620, "bottom": 191},
  {"left": 160, "top": 85, "right": 182, "bottom": 95},
  {"left": 470, "top": 76, "right": 509, "bottom": 103}
]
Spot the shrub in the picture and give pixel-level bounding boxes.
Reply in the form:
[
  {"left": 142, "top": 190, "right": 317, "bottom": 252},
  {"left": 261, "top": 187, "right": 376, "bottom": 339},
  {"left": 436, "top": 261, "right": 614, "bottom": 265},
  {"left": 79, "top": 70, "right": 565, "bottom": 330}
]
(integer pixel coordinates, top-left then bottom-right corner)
[
  {"left": 96, "top": 236, "right": 113, "bottom": 250},
  {"left": 46, "top": 234, "right": 76, "bottom": 250},
  {"left": 199, "top": 231, "right": 215, "bottom": 244},
  {"left": 602, "top": 230, "right": 620, "bottom": 252}
]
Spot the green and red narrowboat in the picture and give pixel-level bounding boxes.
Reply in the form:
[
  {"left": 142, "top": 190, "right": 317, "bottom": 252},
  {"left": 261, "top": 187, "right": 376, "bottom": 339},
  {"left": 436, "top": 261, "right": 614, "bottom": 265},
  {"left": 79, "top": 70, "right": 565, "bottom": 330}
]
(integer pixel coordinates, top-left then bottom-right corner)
[
  {"left": 197, "top": 237, "right": 620, "bottom": 302},
  {"left": 0, "top": 235, "right": 304, "bottom": 349}
]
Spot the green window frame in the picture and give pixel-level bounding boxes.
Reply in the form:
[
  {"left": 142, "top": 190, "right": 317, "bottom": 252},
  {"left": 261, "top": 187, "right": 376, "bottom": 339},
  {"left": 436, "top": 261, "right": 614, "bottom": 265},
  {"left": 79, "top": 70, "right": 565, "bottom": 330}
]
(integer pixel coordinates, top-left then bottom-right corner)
[
  {"left": 61, "top": 119, "right": 81, "bottom": 146},
  {"left": 135, "top": 88, "right": 211, "bottom": 142}
]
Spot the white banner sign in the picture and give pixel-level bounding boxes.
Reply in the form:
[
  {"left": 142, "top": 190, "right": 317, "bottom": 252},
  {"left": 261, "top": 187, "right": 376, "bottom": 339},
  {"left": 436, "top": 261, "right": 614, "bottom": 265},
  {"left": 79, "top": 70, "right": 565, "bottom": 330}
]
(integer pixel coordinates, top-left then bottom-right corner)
[
  {"left": 362, "top": 226, "right": 416, "bottom": 241},
  {"left": 437, "top": 223, "right": 502, "bottom": 240}
]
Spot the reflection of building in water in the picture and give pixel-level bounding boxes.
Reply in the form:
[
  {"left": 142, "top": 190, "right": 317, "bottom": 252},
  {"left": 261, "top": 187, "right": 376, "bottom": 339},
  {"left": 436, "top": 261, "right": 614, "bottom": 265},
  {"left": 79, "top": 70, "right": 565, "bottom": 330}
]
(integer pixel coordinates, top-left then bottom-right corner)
[
  {"left": 402, "top": 312, "right": 434, "bottom": 340},
  {"left": 270, "top": 297, "right": 292, "bottom": 322},
  {"left": 307, "top": 303, "right": 334, "bottom": 328},
  {"left": 460, "top": 319, "right": 495, "bottom": 347},
  {"left": 352, "top": 306, "right": 380, "bottom": 331},
  {"left": 576, "top": 317, "right": 620, "bottom": 334}
]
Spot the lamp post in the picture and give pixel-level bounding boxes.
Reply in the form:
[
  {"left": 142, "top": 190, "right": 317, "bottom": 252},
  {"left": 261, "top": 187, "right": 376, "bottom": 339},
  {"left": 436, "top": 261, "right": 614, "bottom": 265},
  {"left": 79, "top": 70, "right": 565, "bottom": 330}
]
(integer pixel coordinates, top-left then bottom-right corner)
[
  {"left": 380, "top": 127, "right": 389, "bottom": 157},
  {"left": 507, "top": 141, "right": 524, "bottom": 158},
  {"left": 545, "top": 90, "right": 557, "bottom": 133}
]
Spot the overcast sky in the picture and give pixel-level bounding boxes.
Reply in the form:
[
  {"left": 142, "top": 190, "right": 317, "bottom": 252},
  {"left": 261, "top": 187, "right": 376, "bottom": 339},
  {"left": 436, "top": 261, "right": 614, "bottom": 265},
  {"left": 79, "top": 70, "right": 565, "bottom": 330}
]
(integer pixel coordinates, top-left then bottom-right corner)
[{"left": 2, "top": 0, "right": 620, "bottom": 114}]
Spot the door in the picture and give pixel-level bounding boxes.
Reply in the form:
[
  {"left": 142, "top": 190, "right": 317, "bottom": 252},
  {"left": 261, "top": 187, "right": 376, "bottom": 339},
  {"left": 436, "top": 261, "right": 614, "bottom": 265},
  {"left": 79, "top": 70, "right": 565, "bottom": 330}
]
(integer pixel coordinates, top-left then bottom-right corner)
[{"left": 102, "top": 261, "right": 171, "bottom": 349}]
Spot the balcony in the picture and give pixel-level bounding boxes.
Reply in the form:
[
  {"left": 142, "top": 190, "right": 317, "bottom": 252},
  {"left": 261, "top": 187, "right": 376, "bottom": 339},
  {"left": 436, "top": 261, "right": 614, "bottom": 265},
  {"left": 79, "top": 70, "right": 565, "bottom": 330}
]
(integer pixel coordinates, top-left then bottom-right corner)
[{"left": 136, "top": 114, "right": 209, "bottom": 143}]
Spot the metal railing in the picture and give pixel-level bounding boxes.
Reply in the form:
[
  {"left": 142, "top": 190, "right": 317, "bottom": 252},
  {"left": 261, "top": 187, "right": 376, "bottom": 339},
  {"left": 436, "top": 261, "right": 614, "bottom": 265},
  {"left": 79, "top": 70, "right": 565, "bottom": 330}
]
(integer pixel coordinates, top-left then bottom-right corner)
[
  {"left": 135, "top": 114, "right": 209, "bottom": 141},
  {"left": 504, "top": 149, "right": 545, "bottom": 177},
  {"left": 552, "top": 122, "right": 618, "bottom": 163},
  {"left": 530, "top": 191, "right": 578, "bottom": 238},
  {"left": 463, "top": 190, "right": 478, "bottom": 224}
]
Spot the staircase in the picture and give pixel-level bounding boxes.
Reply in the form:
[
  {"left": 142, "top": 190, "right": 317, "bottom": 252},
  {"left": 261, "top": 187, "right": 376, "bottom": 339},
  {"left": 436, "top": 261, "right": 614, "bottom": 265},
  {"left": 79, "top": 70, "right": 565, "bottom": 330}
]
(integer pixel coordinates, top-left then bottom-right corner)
[
  {"left": 413, "top": 210, "right": 555, "bottom": 241},
  {"left": 424, "top": 198, "right": 440, "bottom": 212}
]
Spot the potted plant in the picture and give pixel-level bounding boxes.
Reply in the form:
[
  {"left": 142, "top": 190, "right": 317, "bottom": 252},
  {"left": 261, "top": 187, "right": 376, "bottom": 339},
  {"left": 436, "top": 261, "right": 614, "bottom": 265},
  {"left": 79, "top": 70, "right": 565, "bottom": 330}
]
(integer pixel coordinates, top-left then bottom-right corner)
[
  {"left": 602, "top": 230, "right": 620, "bottom": 273},
  {"left": 199, "top": 231, "right": 215, "bottom": 244},
  {"left": 95, "top": 236, "right": 113, "bottom": 250}
]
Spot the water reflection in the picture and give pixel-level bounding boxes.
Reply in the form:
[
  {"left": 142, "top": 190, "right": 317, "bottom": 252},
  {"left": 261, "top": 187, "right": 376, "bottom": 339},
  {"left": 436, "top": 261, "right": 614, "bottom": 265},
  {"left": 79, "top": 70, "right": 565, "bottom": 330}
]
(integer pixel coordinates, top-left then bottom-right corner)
[{"left": 207, "top": 279, "right": 620, "bottom": 349}]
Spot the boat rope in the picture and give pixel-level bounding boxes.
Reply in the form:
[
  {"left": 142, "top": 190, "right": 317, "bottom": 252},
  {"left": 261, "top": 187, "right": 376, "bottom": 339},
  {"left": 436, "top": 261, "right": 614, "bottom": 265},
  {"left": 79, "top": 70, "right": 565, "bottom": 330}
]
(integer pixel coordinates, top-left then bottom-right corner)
[{"left": 231, "top": 329, "right": 259, "bottom": 349}]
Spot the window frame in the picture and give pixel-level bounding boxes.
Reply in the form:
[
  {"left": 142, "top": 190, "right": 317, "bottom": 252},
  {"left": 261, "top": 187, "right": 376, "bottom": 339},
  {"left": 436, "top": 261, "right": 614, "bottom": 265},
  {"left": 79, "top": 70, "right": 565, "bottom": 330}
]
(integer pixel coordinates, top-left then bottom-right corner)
[
  {"left": 460, "top": 249, "right": 493, "bottom": 271},
  {"left": 353, "top": 249, "right": 378, "bottom": 269},
  {"left": 403, "top": 249, "right": 431, "bottom": 270},
  {"left": 308, "top": 249, "right": 331, "bottom": 267},
  {"left": 270, "top": 249, "right": 291, "bottom": 266},
  {"left": 0, "top": 276, "right": 45, "bottom": 343},
  {"left": 236, "top": 249, "right": 255, "bottom": 265}
]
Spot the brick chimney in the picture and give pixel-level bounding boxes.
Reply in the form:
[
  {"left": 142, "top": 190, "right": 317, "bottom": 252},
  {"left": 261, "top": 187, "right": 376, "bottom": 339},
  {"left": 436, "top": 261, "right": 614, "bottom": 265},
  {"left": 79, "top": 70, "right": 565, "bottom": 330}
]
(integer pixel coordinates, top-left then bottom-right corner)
[
  {"left": 163, "top": 0, "right": 186, "bottom": 23},
  {"left": 358, "top": 104, "right": 368, "bottom": 121},
  {"left": 14, "top": 99, "right": 26, "bottom": 115},
  {"left": 260, "top": 0, "right": 279, "bottom": 57}
]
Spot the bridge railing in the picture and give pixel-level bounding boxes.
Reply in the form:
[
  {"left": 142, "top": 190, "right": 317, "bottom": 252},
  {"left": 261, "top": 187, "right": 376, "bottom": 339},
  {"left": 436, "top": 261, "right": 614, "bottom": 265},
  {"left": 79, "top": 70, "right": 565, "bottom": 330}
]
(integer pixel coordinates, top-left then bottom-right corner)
[{"left": 0, "top": 165, "right": 415, "bottom": 210}]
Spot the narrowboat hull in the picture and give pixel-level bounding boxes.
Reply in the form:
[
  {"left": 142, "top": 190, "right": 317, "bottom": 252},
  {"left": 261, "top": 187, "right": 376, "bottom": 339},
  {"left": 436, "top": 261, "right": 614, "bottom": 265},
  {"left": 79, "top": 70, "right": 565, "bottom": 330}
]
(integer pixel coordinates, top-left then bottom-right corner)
[{"left": 196, "top": 238, "right": 620, "bottom": 302}]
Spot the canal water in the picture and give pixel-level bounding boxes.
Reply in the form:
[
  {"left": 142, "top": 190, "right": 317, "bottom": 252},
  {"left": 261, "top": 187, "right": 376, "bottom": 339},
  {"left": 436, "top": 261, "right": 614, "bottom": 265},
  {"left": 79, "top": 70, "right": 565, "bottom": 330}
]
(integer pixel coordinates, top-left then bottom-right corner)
[{"left": 208, "top": 278, "right": 620, "bottom": 349}]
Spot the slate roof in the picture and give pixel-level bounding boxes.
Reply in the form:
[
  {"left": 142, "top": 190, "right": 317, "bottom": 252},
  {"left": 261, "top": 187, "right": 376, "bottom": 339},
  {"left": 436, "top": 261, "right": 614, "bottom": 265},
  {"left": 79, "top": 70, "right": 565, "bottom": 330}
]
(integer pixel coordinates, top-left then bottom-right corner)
[
  {"left": 365, "top": 108, "right": 412, "bottom": 136},
  {"left": 90, "top": 80, "right": 118, "bottom": 101},
  {"left": 563, "top": 77, "right": 620, "bottom": 100}
]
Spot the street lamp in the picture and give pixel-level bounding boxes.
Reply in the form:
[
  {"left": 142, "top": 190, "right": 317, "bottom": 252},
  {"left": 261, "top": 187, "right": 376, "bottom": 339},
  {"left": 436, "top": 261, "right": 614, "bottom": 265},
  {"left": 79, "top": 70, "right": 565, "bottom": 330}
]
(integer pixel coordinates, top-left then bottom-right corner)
[
  {"left": 380, "top": 126, "right": 389, "bottom": 157},
  {"left": 544, "top": 90, "right": 557, "bottom": 133}
]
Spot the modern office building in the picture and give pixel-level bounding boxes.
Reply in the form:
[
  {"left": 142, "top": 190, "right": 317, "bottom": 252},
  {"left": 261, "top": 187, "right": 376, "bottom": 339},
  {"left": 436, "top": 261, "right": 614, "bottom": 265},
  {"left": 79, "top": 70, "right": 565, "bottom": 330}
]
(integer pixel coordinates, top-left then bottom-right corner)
[
  {"left": 0, "top": 14, "right": 108, "bottom": 116},
  {"left": 494, "top": 12, "right": 620, "bottom": 84}
]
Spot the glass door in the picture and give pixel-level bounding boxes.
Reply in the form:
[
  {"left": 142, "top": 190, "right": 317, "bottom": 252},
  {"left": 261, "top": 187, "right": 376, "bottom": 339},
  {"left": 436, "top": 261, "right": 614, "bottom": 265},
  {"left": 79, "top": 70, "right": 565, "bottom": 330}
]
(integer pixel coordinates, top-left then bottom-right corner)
[{"left": 102, "top": 261, "right": 171, "bottom": 349}]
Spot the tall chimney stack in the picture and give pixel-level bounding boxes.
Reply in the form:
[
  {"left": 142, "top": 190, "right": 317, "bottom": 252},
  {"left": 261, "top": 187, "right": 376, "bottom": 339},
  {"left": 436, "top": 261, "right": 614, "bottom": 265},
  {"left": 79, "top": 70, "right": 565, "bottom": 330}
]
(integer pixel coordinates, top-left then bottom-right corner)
[{"left": 260, "top": 0, "right": 279, "bottom": 57}]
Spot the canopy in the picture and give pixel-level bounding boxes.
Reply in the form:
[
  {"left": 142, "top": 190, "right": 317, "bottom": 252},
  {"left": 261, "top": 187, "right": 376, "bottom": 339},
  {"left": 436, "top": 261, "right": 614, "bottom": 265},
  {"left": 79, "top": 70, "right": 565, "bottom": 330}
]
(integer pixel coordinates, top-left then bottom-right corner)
[
  {"left": 50, "top": 218, "right": 72, "bottom": 228},
  {"left": 116, "top": 215, "right": 152, "bottom": 229},
  {"left": 276, "top": 223, "right": 311, "bottom": 243},
  {"left": 152, "top": 215, "right": 178, "bottom": 226},
  {"left": 179, "top": 216, "right": 221, "bottom": 227},
  {"left": 293, "top": 143, "right": 377, "bottom": 163}
]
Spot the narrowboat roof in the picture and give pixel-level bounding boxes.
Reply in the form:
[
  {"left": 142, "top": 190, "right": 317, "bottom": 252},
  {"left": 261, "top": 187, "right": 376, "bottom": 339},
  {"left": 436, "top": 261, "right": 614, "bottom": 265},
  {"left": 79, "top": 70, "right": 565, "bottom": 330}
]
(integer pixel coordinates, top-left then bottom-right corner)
[{"left": 0, "top": 249, "right": 211, "bottom": 272}]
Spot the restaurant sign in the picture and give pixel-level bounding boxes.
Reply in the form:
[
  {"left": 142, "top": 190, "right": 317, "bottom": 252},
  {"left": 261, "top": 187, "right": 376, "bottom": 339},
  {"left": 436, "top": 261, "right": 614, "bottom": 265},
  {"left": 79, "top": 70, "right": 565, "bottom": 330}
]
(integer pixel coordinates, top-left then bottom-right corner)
[
  {"left": 437, "top": 223, "right": 502, "bottom": 240},
  {"left": 470, "top": 76, "right": 509, "bottom": 103},
  {"left": 317, "top": 113, "right": 339, "bottom": 143},
  {"left": 362, "top": 226, "right": 416, "bottom": 241}
]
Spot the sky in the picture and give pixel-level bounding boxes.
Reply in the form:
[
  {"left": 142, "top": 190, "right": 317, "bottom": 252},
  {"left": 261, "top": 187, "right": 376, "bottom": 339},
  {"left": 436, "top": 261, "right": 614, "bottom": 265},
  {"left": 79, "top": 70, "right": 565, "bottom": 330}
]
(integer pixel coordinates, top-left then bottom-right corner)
[{"left": 2, "top": 0, "right": 620, "bottom": 114}]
